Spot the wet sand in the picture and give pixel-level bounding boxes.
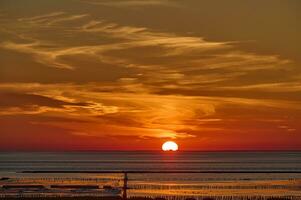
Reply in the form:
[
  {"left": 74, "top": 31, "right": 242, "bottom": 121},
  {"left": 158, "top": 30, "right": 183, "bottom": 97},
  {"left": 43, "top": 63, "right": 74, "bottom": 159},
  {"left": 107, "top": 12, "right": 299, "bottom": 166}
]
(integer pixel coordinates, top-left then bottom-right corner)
[
  {"left": 0, "top": 198, "right": 122, "bottom": 200},
  {"left": 0, "top": 197, "right": 298, "bottom": 200}
]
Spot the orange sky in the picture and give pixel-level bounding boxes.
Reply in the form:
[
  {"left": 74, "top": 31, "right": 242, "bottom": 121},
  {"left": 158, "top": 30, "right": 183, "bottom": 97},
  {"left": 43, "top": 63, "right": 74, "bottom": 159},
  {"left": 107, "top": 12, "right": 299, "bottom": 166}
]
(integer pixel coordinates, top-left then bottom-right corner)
[{"left": 0, "top": 0, "right": 300, "bottom": 151}]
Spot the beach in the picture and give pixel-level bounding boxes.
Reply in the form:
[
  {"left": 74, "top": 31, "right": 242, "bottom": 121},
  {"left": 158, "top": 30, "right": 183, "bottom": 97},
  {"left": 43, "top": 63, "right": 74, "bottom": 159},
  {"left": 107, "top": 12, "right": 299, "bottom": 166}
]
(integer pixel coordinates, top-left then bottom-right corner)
[
  {"left": 1, "top": 152, "right": 301, "bottom": 199},
  {"left": 1, "top": 195, "right": 300, "bottom": 200}
]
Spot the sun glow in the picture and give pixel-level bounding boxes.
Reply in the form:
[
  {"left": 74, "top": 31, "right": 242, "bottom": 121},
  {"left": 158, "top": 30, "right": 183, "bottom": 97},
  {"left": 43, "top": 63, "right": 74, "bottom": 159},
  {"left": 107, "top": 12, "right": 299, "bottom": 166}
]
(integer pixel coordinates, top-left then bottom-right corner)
[{"left": 162, "top": 141, "right": 178, "bottom": 151}]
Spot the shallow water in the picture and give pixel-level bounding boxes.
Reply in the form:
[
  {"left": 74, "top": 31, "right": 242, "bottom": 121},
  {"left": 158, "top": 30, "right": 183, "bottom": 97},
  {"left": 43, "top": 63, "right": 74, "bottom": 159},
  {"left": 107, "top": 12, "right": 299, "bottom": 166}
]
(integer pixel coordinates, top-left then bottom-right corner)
[{"left": 0, "top": 151, "right": 301, "bottom": 197}]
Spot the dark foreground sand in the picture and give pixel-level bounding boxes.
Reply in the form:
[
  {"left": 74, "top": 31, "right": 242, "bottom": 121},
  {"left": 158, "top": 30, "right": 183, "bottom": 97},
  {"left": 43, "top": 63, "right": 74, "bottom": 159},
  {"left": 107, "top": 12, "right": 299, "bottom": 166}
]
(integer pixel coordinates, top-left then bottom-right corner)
[{"left": 0, "top": 197, "right": 297, "bottom": 200}]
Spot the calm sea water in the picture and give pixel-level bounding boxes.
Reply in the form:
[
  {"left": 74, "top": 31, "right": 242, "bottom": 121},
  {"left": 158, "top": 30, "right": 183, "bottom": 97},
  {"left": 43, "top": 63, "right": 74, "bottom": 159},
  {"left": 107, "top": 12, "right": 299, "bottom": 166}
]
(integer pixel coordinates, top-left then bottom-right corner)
[
  {"left": 1, "top": 151, "right": 301, "bottom": 197},
  {"left": 0, "top": 151, "right": 300, "bottom": 172}
]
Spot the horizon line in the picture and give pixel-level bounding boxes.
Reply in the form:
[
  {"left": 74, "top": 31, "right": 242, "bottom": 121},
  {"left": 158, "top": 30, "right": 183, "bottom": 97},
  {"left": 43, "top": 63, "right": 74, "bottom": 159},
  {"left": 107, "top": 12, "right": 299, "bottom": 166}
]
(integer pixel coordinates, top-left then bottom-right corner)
[{"left": 1, "top": 149, "right": 301, "bottom": 153}]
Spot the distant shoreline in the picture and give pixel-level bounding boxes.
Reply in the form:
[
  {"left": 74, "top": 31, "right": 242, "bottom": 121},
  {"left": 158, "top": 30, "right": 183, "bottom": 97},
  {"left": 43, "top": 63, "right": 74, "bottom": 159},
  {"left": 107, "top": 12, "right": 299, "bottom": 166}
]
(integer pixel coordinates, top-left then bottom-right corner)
[{"left": 1, "top": 150, "right": 301, "bottom": 153}]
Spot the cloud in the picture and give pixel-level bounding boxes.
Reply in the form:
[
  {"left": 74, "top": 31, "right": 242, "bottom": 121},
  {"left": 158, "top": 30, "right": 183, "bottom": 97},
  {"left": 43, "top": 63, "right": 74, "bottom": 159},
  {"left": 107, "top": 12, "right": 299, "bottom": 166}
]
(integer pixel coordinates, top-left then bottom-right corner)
[
  {"left": 0, "top": 92, "right": 87, "bottom": 108},
  {"left": 18, "top": 12, "right": 66, "bottom": 23},
  {"left": 1, "top": 41, "right": 75, "bottom": 69},
  {"left": 278, "top": 125, "right": 296, "bottom": 133},
  {"left": 0, "top": 92, "right": 90, "bottom": 115},
  {"left": 1, "top": 11, "right": 289, "bottom": 81},
  {"left": 18, "top": 12, "right": 88, "bottom": 26},
  {"left": 81, "top": 20, "right": 229, "bottom": 54},
  {"left": 0, "top": 83, "right": 214, "bottom": 138},
  {"left": 0, "top": 82, "right": 300, "bottom": 139},
  {"left": 47, "top": 14, "right": 88, "bottom": 25},
  {"left": 1, "top": 16, "right": 231, "bottom": 72},
  {"left": 80, "top": 0, "right": 178, "bottom": 7},
  {"left": 219, "top": 82, "right": 301, "bottom": 92},
  {"left": 0, "top": 90, "right": 120, "bottom": 117},
  {"left": 0, "top": 11, "right": 300, "bottom": 143}
]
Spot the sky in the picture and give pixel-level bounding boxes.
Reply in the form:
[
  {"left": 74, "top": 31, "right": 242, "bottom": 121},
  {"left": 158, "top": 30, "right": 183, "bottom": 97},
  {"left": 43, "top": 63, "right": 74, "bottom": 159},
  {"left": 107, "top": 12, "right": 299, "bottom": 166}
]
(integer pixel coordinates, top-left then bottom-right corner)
[{"left": 0, "top": 0, "right": 300, "bottom": 151}]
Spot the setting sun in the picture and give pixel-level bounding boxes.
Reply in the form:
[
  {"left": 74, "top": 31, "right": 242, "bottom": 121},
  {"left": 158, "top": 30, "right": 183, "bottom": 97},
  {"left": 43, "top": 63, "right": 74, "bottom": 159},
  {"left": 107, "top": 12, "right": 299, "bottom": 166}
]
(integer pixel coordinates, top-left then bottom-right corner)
[{"left": 162, "top": 141, "right": 178, "bottom": 151}]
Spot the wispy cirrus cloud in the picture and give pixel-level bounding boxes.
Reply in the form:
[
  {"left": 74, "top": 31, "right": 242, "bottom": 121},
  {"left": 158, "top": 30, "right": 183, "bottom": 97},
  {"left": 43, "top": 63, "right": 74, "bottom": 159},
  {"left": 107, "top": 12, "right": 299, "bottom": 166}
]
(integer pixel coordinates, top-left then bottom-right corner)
[
  {"left": 1, "top": 41, "right": 76, "bottom": 69},
  {"left": 18, "top": 12, "right": 88, "bottom": 26},
  {"left": 80, "top": 0, "right": 178, "bottom": 7},
  {"left": 18, "top": 12, "right": 66, "bottom": 23},
  {"left": 0, "top": 82, "right": 300, "bottom": 129},
  {"left": 1, "top": 14, "right": 229, "bottom": 72},
  {"left": 219, "top": 82, "right": 301, "bottom": 92},
  {"left": 0, "top": 12, "right": 296, "bottom": 95},
  {"left": 0, "top": 10, "right": 300, "bottom": 145},
  {"left": 80, "top": 19, "right": 229, "bottom": 54}
]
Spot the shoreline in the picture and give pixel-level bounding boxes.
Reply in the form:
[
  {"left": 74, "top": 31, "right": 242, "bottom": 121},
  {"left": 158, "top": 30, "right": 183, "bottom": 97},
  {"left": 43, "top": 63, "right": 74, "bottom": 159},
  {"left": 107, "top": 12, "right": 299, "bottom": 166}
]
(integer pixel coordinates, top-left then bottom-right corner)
[{"left": 1, "top": 196, "right": 300, "bottom": 200}]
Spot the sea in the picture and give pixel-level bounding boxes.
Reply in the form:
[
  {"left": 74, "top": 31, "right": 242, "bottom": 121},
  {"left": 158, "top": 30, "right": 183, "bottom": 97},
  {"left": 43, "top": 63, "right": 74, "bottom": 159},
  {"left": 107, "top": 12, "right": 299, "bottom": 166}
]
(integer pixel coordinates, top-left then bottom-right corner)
[{"left": 0, "top": 151, "right": 301, "bottom": 198}]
